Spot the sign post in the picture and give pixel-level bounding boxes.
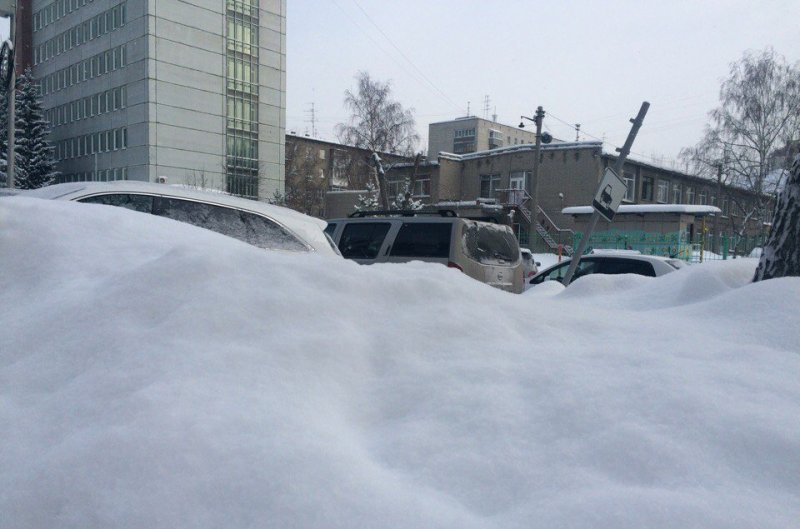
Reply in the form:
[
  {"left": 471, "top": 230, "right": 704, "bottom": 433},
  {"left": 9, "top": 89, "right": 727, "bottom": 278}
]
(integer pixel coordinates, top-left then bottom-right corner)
[{"left": 561, "top": 101, "right": 650, "bottom": 287}]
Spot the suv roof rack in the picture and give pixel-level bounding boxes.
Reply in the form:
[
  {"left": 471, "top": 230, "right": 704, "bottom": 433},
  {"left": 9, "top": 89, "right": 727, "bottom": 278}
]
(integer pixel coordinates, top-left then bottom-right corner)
[{"left": 348, "top": 209, "right": 458, "bottom": 218}]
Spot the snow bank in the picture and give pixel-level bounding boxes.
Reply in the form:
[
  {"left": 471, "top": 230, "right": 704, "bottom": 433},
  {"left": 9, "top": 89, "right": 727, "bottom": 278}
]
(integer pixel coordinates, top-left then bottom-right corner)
[{"left": 2, "top": 197, "right": 799, "bottom": 529}]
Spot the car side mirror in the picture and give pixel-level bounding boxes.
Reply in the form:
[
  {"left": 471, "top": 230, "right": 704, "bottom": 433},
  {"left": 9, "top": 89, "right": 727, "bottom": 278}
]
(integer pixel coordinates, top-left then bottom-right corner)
[{"left": 535, "top": 261, "right": 541, "bottom": 267}]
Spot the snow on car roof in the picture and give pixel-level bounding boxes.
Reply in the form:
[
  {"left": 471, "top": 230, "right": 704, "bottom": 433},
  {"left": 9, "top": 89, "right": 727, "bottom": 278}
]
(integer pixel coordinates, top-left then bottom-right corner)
[{"left": 562, "top": 204, "right": 722, "bottom": 216}]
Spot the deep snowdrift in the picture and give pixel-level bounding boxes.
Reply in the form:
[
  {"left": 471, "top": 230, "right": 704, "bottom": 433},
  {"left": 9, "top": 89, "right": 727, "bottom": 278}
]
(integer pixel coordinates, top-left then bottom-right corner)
[{"left": 2, "top": 197, "right": 799, "bottom": 529}]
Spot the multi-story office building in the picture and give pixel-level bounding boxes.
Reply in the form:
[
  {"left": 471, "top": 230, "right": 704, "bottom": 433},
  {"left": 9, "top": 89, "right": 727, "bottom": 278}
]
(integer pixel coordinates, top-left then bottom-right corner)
[
  {"left": 427, "top": 116, "right": 541, "bottom": 156},
  {"left": 28, "top": 0, "right": 285, "bottom": 200}
]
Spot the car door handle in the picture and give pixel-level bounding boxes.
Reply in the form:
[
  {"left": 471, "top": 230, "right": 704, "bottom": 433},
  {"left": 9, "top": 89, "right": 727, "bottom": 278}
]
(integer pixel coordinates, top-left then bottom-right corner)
[{"left": 384, "top": 244, "right": 392, "bottom": 256}]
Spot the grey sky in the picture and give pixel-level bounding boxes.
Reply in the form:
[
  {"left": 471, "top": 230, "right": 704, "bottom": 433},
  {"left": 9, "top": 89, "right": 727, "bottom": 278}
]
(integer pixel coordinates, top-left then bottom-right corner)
[
  {"left": 1, "top": 2, "right": 796, "bottom": 168},
  {"left": 287, "top": 0, "right": 799, "bottom": 166}
]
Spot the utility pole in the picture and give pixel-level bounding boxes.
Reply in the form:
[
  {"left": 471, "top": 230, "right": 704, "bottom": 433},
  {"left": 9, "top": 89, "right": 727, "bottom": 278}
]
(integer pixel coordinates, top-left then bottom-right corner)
[
  {"left": 714, "top": 159, "right": 723, "bottom": 254},
  {"left": 575, "top": 124, "right": 581, "bottom": 142},
  {"left": 562, "top": 101, "right": 650, "bottom": 287},
  {"left": 519, "top": 106, "right": 545, "bottom": 251}
]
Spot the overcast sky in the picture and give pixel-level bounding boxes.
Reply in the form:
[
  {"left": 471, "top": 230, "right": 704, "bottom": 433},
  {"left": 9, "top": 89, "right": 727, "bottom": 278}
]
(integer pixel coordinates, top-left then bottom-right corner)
[
  {"left": 287, "top": 0, "right": 799, "bottom": 166},
  {"left": 2, "top": 2, "right": 797, "bottom": 167}
]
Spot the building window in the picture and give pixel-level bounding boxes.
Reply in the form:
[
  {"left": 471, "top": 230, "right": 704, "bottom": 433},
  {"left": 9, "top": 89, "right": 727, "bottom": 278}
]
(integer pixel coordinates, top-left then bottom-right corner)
[
  {"left": 657, "top": 180, "right": 669, "bottom": 203},
  {"left": 641, "top": 176, "right": 654, "bottom": 201},
  {"left": 480, "top": 174, "right": 501, "bottom": 199},
  {"left": 722, "top": 196, "right": 729, "bottom": 217},
  {"left": 623, "top": 171, "right": 635, "bottom": 202},
  {"left": 686, "top": 187, "right": 695, "bottom": 204},
  {"left": 698, "top": 190, "right": 707, "bottom": 205},
  {"left": 672, "top": 183, "right": 682, "bottom": 204},
  {"left": 225, "top": 0, "right": 260, "bottom": 199}
]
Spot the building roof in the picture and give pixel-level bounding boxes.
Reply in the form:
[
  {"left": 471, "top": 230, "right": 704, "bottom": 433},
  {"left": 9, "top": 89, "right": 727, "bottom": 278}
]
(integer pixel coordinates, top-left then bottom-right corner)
[{"left": 437, "top": 141, "right": 603, "bottom": 161}]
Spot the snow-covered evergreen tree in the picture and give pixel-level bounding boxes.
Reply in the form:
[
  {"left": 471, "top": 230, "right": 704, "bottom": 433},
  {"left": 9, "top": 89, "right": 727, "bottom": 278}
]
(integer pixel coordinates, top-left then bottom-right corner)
[
  {"left": 390, "top": 177, "right": 422, "bottom": 211},
  {"left": 754, "top": 154, "right": 800, "bottom": 281},
  {"left": 14, "top": 68, "right": 58, "bottom": 189},
  {"left": 354, "top": 181, "right": 379, "bottom": 211}
]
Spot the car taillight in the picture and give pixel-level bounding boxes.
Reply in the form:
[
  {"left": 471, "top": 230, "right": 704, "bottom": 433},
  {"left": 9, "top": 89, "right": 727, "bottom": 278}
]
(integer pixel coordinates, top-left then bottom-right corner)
[{"left": 447, "top": 261, "right": 463, "bottom": 272}]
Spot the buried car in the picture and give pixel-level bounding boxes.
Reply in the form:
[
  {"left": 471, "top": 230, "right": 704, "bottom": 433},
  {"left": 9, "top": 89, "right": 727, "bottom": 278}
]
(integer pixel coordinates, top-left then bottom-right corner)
[
  {"left": 21, "top": 182, "right": 341, "bottom": 256},
  {"left": 529, "top": 252, "right": 685, "bottom": 287}
]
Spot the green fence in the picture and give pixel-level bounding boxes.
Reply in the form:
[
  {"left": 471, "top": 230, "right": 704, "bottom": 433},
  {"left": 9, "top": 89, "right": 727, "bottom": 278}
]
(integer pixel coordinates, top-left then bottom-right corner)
[{"left": 571, "top": 230, "right": 765, "bottom": 263}]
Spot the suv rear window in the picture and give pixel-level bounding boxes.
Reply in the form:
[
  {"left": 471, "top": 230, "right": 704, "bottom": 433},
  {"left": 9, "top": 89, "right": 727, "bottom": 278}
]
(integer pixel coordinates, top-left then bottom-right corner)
[
  {"left": 339, "top": 222, "right": 391, "bottom": 259},
  {"left": 390, "top": 222, "right": 451, "bottom": 258},
  {"left": 462, "top": 222, "right": 520, "bottom": 265}
]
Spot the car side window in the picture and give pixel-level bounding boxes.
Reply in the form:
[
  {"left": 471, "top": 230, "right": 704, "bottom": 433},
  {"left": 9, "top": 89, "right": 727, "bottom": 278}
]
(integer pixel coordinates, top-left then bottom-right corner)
[
  {"left": 153, "top": 197, "right": 307, "bottom": 251},
  {"left": 596, "top": 259, "right": 656, "bottom": 277},
  {"left": 339, "top": 222, "right": 391, "bottom": 259},
  {"left": 78, "top": 193, "right": 153, "bottom": 213},
  {"left": 324, "top": 223, "right": 337, "bottom": 237},
  {"left": 390, "top": 222, "right": 451, "bottom": 258}
]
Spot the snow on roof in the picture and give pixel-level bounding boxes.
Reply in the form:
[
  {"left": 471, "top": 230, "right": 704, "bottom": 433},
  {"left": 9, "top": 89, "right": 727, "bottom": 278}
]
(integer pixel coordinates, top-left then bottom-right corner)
[
  {"left": 437, "top": 141, "right": 603, "bottom": 161},
  {"left": 562, "top": 204, "right": 722, "bottom": 216}
]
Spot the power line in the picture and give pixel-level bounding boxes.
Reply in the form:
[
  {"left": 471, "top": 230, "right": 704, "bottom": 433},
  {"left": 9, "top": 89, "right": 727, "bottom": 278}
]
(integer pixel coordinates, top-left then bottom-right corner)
[
  {"left": 347, "top": 0, "right": 464, "bottom": 115},
  {"left": 547, "top": 110, "right": 683, "bottom": 168}
]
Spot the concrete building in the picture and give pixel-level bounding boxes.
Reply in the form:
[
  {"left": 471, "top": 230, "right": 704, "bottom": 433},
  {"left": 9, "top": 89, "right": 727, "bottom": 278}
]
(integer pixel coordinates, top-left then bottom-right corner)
[
  {"left": 29, "top": 0, "right": 285, "bottom": 200},
  {"left": 427, "top": 115, "right": 540, "bottom": 156},
  {"left": 326, "top": 142, "right": 772, "bottom": 257}
]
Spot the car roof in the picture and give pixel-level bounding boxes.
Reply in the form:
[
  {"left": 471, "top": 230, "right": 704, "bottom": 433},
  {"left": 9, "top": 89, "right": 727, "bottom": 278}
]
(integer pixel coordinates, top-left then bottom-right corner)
[
  {"left": 534, "top": 253, "right": 677, "bottom": 275},
  {"left": 25, "top": 181, "right": 325, "bottom": 226},
  {"left": 23, "top": 182, "right": 335, "bottom": 254}
]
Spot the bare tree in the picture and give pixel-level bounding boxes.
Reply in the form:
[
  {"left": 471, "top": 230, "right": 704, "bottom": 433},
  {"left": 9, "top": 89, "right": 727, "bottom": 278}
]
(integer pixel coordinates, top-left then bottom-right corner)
[
  {"left": 754, "top": 154, "right": 800, "bottom": 281},
  {"left": 284, "top": 140, "right": 327, "bottom": 217},
  {"left": 682, "top": 48, "right": 800, "bottom": 249},
  {"left": 336, "top": 72, "right": 419, "bottom": 208}
]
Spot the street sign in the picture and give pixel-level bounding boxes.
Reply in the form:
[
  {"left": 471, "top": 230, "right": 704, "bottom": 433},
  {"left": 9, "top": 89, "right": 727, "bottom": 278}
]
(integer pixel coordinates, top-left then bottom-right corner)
[{"left": 592, "top": 167, "right": 627, "bottom": 222}]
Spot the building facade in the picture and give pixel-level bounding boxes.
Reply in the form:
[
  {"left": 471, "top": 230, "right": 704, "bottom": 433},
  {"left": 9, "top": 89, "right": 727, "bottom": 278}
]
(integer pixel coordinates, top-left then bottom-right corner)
[
  {"left": 427, "top": 116, "right": 541, "bottom": 156},
  {"left": 29, "top": 0, "right": 285, "bottom": 200},
  {"left": 326, "top": 142, "right": 772, "bottom": 256}
]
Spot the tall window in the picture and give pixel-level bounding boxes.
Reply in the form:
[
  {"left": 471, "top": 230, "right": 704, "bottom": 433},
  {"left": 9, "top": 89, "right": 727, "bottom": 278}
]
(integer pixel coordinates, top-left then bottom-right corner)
[
  {"left": 641, "top": 176, "right": 654, "bottom": 201},
  {"left": 657, "top": 180, "right": 669, "bottom": 203},
  {"left": 480, "top": 174, "right": 501, "bottom": 199},
  {"left": 686, "top": 187, "right": 695, "bottom": 204},
  {"left": 672, "top": 183, "right": 682, "bottom": 204},
  {"left": 225, "top": 0, "right": 260, "bottom": 199},
  {"left": 623, "top": 171, "right": 635, "bottom": 202}
]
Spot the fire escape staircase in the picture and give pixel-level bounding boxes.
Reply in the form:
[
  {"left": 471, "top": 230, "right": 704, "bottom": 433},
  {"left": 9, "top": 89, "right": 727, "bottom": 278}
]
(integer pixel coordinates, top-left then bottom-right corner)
[{"left": 497, "top": 189, "right": 574, "bottom": 256}]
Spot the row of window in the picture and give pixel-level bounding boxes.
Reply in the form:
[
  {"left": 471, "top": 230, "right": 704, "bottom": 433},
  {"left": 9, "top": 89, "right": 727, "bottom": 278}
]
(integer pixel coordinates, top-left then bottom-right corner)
[
  {"left": 227, "top": 0, "right": 259, "bottom": 18},
  {"left": 386, "top": 177, "right": 431, "bottom": 198},
  {"left": 55, "top": 127, "right": 128, "bottom": 161},
  {"left": 625, "top": 173, "right": 734, "bottom": 215},
  {"left": 226, "top": 57, "right": 259, "bottom": 95},
  {"left": 40, "top": 45, "right": 127, "bottom": 96},
  {"left": 34, "top": 0, "right": 94, "bottom": 32},
  {"left": 227, "top": 18, "right": 258, "bottom": 57},
  {"left": 454, "top": 128, "right": 476, "bottom": 138},
  {"left": 57, "top": 166, "right": 128, "bottom": 184},
  {"left": 34, "top": 3, "right": 127, "bottom": 65},
  {"left": 44, "top": 86, "right": 127, "bottom": 128},
  {"left": 226, "top": 94, "right": 258, "bottom": 132}
]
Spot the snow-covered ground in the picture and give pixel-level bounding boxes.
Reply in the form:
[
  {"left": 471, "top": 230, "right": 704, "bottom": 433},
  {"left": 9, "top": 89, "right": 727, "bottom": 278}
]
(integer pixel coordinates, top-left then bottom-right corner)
[{"left": 2, "top": 197, "right": 799, "bottom": 529}]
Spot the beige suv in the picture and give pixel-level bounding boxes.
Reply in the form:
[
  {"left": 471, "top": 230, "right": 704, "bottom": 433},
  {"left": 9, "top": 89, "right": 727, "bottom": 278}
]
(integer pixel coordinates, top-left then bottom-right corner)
[{"left": 325, "top": 210, "right": 525, "bottom": 293}]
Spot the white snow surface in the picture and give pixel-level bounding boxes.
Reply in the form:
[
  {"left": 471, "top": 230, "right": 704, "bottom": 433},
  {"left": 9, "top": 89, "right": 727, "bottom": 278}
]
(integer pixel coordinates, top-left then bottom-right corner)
[{"left": 2, "top": 197, "right": 800, "bottom": 529}]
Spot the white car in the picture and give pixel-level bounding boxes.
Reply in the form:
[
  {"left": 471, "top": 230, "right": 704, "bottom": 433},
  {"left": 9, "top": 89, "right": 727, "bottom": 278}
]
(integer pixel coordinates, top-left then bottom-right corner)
[
  {"left": 22, "top": 182, "right": 341, "bottom": 256},
  {"left": 520, "top": 248, "right": 539, "bottom": 280},
  {"left": 529, "top": 252, "right": 685, "bottom": 286}
]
